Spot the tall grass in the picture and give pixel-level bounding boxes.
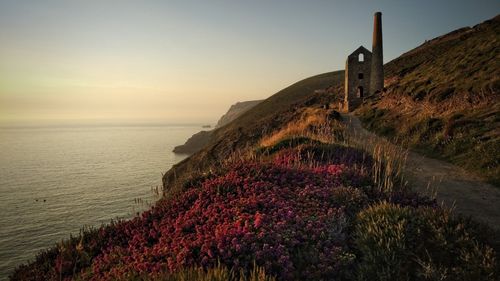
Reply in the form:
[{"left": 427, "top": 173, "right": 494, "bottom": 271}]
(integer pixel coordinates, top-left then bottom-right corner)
[
  {"left": 146, "top": 263, "right": 275, "bottom": 281},
  {"left": 11, "top": 106, "right": 499, "bottom": 281},
  {"left": 366, "top": 140, "right": 408, "bottom": 193},
  {"left": 257, "top": 109, "right": 409, "bottom": 194},
  {"left": 342, "top": 115, "right": 409, "bottom": 193},
  {"left": 259, "top": 107, "right": 342, "bottom": 147}
]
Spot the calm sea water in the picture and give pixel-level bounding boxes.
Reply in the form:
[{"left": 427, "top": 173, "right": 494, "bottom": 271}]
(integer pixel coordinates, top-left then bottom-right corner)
[{"left": 0, "top": 124, "right": 201, "bottom": 280}]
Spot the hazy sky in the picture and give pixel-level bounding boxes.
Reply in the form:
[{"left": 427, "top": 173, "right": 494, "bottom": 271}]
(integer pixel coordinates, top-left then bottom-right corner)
[{"left": 1, "top": 0, "right": 498, "bottom": 125}]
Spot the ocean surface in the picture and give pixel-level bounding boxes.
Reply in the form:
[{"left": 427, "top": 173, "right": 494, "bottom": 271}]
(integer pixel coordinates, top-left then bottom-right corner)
[{"left": 0, "top": 124, "right": 201, "bottom": 280}]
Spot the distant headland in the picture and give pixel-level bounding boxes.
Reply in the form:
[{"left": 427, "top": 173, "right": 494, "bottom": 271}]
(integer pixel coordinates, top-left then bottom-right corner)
[{"left": 173, "top": 100, "right": 263, "bottom": 154}]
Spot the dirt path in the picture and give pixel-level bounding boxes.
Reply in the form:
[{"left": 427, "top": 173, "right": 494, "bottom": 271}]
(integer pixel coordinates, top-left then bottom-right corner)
[{"left": 342, "top": 113, "right": 500, "bottom": 229}]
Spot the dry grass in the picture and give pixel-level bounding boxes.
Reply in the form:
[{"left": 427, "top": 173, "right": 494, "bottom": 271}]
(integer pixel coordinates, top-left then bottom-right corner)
[
  {"left": 370, "top": 141, "right": 409, "bottom": 193},
  {"left": 357, "top": 15, "right": 500, "bottom": 185},
  {"left": 257, "top": 106, "right": 409, "bottom": 194},
  {"left": 259, "top": 107, "right": 342, "bottom": 147},
  {"left": 343, "top": 122, "right": 409, "bottom": 193},
  {"left": 256, "top": 106, "right": 409, "bottom": 194},
  {"left": 148, "top": 263, "right": 276, "bottom": 281}
]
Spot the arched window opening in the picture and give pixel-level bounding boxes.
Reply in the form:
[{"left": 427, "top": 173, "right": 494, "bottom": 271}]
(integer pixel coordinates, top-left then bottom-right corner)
[
  {"left": 358, "top": 73, "right": 364, "bottom": 79},
  {"left": 357, "top": 86, "right": 364, "bottom": 98},
  {"left": 358, "top": 53, "right": 364, "bottom": 62}
]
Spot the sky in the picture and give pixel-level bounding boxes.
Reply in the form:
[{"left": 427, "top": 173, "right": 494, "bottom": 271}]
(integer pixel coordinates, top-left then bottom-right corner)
[{"left": 0, "top": 0, "right": 499, "bottom": 126}]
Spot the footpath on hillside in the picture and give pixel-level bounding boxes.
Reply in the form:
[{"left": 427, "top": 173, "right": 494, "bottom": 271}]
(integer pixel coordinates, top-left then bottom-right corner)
[{"left": 342, "top": 113, "right": 500, "bottom": 230}]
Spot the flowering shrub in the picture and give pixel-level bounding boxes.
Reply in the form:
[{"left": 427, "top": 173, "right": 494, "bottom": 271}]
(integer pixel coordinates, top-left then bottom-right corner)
[
  {"left": 10, "top": 143, "right": 497, "bottom": 281},
  {"left": 269, "top": 143, "right": 371, "bottom": 167},
  {"left": 83, "top": 159, "right": 364, "bottom": 280},
  {"left": 9, "top": 224, "right": 127, "bottom": 281}
]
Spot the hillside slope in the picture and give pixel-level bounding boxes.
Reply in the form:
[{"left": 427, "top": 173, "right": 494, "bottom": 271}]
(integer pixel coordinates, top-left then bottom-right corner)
[
  {"left": 163, "top": 71, "right": 344, "bottom": 194},
  {"left": 358, "top": 15, "right": 499, "bottom": 184},
  {"left": 10, "top": 15, "right": 500, "bottom": 280},
  {"left": 12, "top": 105, "right": 499, "bottom": 281},
  {"left": 164, "top": 15, "right": 500, "bottom": 193}
]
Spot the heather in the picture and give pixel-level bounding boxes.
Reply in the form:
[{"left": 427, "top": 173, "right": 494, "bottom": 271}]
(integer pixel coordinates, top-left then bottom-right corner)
[
  {"left": 83, "top": 146, "right": 374, "bottom": 280},
  {"left": 10, "top": 138, "right": 498, "bottom": 280},
  {"left": 7, "top": 12, "right": 500, "bottom": 281}
]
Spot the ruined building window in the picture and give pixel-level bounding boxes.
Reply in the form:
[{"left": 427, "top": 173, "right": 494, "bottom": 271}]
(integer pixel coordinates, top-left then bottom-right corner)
[
  {"left": 358, "top": 73, "right": 364, "bottom": 79},
  {"left": 358, "top": 53, "right": 364, "bottom": 62},
  {"left": 357, "top": 86, "right": 364, "bottom": 98}
]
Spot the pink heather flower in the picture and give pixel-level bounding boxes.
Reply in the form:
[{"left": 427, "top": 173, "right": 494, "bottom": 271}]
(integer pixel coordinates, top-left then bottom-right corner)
[
  {"left": 63, "top": 151, "right": 415, "bottom": 281},
  {"left": 254, "top": 212, "right": 263, "bottom": 228}
]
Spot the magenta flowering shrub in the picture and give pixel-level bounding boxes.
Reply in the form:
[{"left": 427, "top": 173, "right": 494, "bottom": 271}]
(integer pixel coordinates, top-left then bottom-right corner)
[
  {"left": 83, "top": 159, "right": 365, "bottom": 280},
  {"left": 9, "top": 220, "right": 132, "bottom": 281},
  {"left": 11, "top": 144, "right": 443, "bottom": 281},
  {"left": 271, "top": 144, "right": 373, "bottom": 188},
  {"left": 270, "top": 144, "right": 371, "bottom": 168}
]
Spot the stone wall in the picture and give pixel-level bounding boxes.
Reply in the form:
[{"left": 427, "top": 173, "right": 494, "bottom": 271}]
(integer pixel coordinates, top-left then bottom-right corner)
[{"left": 344, "top": 46, "right": 372, "bottom": 111}]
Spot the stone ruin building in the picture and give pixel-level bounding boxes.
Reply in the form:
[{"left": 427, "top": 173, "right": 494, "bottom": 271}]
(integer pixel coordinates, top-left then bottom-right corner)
[{"left": 343, "top": 12, "right": 384, "bottom": 112}]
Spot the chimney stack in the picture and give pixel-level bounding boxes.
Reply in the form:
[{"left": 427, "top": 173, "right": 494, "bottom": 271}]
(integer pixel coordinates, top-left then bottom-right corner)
[{"left": 370, "top": 12, "right": 384, "bottom": 94}]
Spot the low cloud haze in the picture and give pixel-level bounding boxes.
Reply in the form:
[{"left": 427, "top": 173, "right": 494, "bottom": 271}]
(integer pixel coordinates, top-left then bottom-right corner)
[{"left": 1, "top": 0, "right": 498, "bottom": 125}]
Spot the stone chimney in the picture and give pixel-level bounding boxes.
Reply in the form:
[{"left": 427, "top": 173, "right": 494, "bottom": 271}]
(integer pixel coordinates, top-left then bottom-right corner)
[{"left": 370, "top": 12, "right": 384, "bottom": 94}]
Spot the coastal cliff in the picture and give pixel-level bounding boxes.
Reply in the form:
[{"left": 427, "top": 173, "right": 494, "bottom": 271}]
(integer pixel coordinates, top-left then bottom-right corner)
[
  {"left": 10, "top": 14, "right": 500, "bottom": 281},
  {"left": 172, "top": 100, "right": 262, "bottom": 154},
  {"left": 215, "top": 100, "right": 263, "bottom": 128}
]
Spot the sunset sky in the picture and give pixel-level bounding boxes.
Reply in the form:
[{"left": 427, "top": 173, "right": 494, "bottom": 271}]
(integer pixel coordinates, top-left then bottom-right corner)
[{"left": 1, "top": 0, "right": 498, "bottom": 126}]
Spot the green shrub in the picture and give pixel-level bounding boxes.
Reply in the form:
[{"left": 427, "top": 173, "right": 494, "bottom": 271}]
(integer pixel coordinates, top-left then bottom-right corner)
[
  {"left": 378, "top": 125, "right": 396, "bottom": 137},
  {"left": 354, "top": 202, "right": 497, "bottom": 281},
  {"left": 256, "top": 137, "right": 323, "bottom": 155},
  {"left": 354, "top": 202, "right": 415, "bottom": 281}
]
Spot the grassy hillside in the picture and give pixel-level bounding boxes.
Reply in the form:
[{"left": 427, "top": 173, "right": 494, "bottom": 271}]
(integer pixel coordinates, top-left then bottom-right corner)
[
  {"left": 162, "top": 71, "right": 344, "bottom": 194},
  {"left": 357, "top": 15, "right": 500, "bottom": 185},
  {"left": 11, "top": 14, "right": 500, "bottom": 281},
  {"left": 11, "top": 108, "right": 499, "bottom": 280}
]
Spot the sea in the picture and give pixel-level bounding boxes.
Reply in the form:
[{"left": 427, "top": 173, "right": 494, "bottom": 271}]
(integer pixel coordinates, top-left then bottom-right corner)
[{"left": 0, "top": 124, "right": 202, "bottom": 280}]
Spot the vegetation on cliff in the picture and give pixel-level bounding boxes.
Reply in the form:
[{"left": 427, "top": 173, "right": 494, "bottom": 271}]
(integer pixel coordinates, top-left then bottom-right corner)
[
  {"left": 11, "top": 107, "right": 499, "bottom": 280},
  {"left": 357, "top": 15, "right": 500, "bottom": 185},
  {"left": 163, "top": 71, "right": 344, "bottom": 194},
  {"left": 10, "top": 14, "right": 500, "bottom": 281},
  {"left": 173, "top": 100, "right": 264, "bottom": 155}
]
